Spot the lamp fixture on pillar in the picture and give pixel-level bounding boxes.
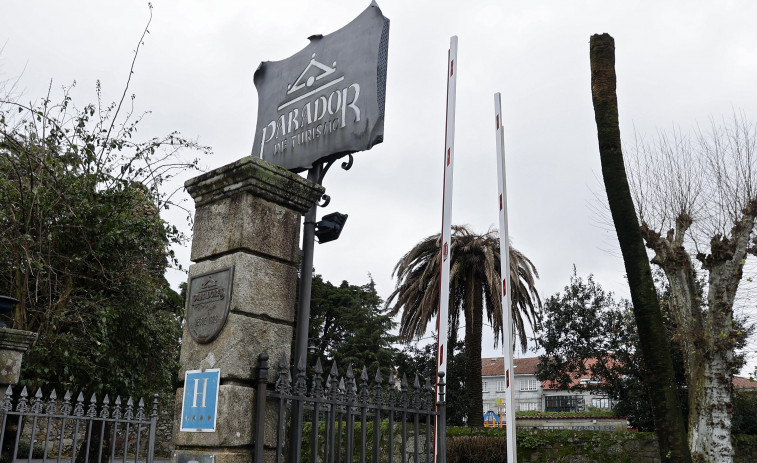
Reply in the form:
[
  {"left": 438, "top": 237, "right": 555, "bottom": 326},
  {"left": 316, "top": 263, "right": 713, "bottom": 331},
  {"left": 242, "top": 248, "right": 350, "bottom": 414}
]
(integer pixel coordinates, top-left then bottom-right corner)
[{"left": 314, "top": 212, "right": 348, "bottom": 244}]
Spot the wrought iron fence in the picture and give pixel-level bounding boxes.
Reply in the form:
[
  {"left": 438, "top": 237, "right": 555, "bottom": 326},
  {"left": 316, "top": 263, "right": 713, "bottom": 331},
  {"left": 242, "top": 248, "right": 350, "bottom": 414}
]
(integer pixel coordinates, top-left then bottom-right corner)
[
  {"left": 0, "top": 385, "right": 158, "bottom": 463},
  {"left": 253, "top": 353, "right": 447, "bottom": 463}
]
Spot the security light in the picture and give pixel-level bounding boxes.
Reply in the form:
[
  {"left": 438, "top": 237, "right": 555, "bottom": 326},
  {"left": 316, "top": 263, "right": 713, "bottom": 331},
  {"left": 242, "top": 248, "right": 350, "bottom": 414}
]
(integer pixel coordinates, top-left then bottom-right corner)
[{"left": 315, "top": 212, "right": 348, "bottom": 243}]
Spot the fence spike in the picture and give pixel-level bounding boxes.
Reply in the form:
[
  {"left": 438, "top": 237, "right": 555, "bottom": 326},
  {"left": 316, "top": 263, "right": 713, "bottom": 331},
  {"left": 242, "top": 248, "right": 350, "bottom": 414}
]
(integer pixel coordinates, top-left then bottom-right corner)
[
  {"left": 327, "top": 362, "right": 340, "bottom": 399},
  {"left": 16, "top": 386, "right": 29, "bottom": 413},
  {"left": 136, "top": 397, "right": 146, "bottom": 420},
  {"left": 345, "top": 364, "right": 357, "bottom": 403},
  {"left": 358, "top": 366, "right": 370, "bottom": 405},
  {"left": 400, "top": 373, "right": 410, "bottom": 408},
  {"left": 373, "top": 369, "right": 384, "bottom": 406},
  {"left": 73, "top": 392, "right": 85, "bottom": 417},
  {"left": 112, "top": 396, "right": 123, "bottom": 420},
  {"left": 125, "top": 396, "right": 135, "bottom": 420},
  {"left": 101, "top": 395, "right": 111, "bottom": 416},
  {"left": 297, "top": 354, "right": 306, "bottom": 373},
  {"left": 293, "top": 355, "right": 308, "bottom": 397},
  {"left": 87, "top": 393, "right": 98, "bottom": 417},
  {"left": 312, "top": 358, "right": 324, "bottom": 398},
  {"left": 315, "top": 357, "right": 323, "bottom": 375},
  {"left": 387, "top": 369, "right": 397, "bottom": 407},
  {"left": 324, "top": 367, "right": 332, "bottom": 395},
  {"left": 46, "top": 389, "right": 59, "bottom": 414},
  {"left": 31, "top": 388, "right": 43, "bottom": 413},
  {"left": 1, "top": 386, "right": 12, "bottom": 412},
  {"left": 61, "top": 390, "right": 73, "bottom": 416},
  {"left": 275, "top": 355, "right": 292, "bottom": 394}
]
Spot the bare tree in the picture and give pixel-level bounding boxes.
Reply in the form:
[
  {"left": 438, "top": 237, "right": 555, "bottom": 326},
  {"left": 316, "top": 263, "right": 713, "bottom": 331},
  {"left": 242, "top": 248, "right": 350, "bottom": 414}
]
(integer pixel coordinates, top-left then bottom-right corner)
[{"left": 629, "top": 112, "right": 757, "bottom": 463}]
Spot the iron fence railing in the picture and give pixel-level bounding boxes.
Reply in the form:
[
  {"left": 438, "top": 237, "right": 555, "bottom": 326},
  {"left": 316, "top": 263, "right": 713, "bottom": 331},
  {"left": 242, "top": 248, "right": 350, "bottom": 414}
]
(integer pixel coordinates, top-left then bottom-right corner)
[
  {"left": 254, "top": 353, "right": 447, "bottom": 463},
  {"left": 0, "top": 385, "right": 158, "bottom": 463}
]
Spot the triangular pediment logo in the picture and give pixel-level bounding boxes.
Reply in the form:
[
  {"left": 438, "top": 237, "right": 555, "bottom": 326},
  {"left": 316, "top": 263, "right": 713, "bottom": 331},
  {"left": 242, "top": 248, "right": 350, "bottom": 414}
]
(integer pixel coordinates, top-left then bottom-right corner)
[{"left": 278, "top": 53, "right": 345, "bottom": 111}]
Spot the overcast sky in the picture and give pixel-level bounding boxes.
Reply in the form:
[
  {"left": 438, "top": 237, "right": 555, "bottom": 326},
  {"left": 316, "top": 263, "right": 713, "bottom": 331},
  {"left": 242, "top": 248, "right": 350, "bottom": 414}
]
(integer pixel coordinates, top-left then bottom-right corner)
[{"left": 3, "top": 0, "right": 757, "bottom": 374}]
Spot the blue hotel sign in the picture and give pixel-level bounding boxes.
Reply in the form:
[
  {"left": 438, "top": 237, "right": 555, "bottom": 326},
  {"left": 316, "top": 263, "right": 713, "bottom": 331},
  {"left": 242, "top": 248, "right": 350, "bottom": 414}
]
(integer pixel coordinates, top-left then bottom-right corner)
[{"left": 180, "top": 369, "right": 221, "bottom": 432}]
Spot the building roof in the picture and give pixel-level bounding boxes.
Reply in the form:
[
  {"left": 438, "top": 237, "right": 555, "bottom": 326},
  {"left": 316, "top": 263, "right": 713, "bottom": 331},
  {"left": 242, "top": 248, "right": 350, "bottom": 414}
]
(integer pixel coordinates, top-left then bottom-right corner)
[
  {"left": 481, "top": 356, "right": 539, "bottom": 377},
  {"left": 482, "top": 356, "right": 610, "bottom": 389},
  {"left": 483, "top": 357, "right": 757, "bottom": 391},
  {"left": 733, "top": 376, "right": 757, "bottom": 390}
]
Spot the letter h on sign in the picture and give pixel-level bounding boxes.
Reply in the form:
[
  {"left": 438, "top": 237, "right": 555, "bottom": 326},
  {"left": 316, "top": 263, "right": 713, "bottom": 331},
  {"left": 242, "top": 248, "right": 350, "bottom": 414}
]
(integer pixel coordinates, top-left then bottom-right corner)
[{"left": 180, "top": 369, "right": 221, "bottom": 432}]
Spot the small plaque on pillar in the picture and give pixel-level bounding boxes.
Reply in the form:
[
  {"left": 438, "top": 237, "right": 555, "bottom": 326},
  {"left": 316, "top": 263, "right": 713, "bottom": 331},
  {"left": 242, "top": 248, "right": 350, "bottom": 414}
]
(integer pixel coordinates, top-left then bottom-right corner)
[
  {"left": 187, "top": 266, "right": 234, "bottom": 343},
  {"left": 180, "top": 369, "right": 221, "bottom": 432}
]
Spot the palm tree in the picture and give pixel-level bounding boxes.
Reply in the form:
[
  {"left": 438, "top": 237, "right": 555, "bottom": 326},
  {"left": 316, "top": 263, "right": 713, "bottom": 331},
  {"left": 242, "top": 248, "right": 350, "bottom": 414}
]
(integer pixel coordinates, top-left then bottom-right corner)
[{"left": 386, "top": 225, "right": 541, "bottom": 427}]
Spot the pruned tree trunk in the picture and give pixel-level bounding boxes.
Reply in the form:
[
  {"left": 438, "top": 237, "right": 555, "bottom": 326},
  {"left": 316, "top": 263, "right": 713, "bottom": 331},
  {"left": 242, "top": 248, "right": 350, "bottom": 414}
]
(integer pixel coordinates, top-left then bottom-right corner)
[
  {"left": 464, "top": 275, "right": 484, "bottom": 427},
  {"left": 589, "top": 33, "right": 692, "bottom": 463}
]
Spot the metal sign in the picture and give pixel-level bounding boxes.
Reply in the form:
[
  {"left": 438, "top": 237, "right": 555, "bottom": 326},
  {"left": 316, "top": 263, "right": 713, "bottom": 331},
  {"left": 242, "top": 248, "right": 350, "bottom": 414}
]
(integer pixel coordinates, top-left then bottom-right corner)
[
  {"left": 186, "top": 266, "right": 234, "bottom": 344},
  {"left": 494, "top": 93, "right": 517, "bottom": 463},
  {"left": 251, "top": 1, "right": 390, "bottom": 172},
  {"left": 180, "top": 369, "right": 221, "bottom": 432}
]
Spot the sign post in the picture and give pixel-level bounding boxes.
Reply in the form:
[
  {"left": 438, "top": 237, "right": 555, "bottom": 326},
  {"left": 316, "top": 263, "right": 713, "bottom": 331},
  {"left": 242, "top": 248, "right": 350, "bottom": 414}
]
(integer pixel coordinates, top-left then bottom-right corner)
[
  {"left": 250, "top": 4, "right": 390, "bottom": 462},
  {"left": 435, "top": 35, "right": 457, "bottom": 462},
  {"left": 494, "top": 92, "right": 517, "bottom": 463}
]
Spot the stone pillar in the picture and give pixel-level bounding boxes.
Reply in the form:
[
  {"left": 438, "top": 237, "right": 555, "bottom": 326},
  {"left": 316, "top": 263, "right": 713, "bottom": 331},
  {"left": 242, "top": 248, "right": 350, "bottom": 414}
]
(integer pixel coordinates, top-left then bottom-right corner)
[
  {"left": 0, "top": 328, "right": 37, "bottom": 388},
  {"left": 0, "top": 327, "right": 36, "bottom": 463},
  {"left": 172, "top": 157, "right": 324, "bottom": 463}
]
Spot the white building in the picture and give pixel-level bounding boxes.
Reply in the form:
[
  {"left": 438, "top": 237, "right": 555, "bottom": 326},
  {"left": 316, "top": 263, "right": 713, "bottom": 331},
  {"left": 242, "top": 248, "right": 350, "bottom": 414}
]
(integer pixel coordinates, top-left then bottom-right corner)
[{"left": 481, "top": 356, "right": 613, "bottom": 419}]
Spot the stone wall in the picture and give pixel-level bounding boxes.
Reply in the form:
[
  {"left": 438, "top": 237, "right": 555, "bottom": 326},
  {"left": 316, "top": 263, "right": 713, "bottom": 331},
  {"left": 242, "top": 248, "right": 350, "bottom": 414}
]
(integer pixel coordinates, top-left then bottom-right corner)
[{"left": 156, "top": 398, "right": 176, "bottom": 457}]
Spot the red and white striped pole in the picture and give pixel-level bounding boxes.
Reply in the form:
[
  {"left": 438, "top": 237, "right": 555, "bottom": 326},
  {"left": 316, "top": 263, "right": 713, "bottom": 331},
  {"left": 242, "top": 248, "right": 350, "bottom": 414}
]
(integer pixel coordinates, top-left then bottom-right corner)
[
  {"left": 494, "top": 92, "right": 517, "bottom": 463},
  {"left": 435, "top": 35, "right": 458, "bottom": 462}
]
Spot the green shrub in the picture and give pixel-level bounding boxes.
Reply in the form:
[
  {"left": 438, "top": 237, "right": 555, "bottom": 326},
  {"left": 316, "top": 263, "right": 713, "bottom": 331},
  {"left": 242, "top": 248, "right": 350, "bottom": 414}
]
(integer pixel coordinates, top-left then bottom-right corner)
[
  {"left": 447, "top": 436, "right": 507, "bottom": 463},
  {"left": 15, "top": 440, "right": 45, "bottom": 459}
]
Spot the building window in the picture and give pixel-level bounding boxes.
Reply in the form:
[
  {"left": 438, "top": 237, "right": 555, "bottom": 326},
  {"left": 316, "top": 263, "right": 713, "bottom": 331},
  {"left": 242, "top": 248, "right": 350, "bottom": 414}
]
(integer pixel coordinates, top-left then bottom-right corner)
[
  {"left": 483, "top": 381, "right": 489, "bottom": 392},
  {"left": 496, "top": 380, "right": 506, "bottom": 392},
  {"left": 591, "top": 398, "right": 611, "bottom": 409},
  {"left": 519, "top": 379, "right": 539, "bottom": 391},
  {"left": 519, "top": 401, "right": 539, "bottom": 412},
  {"left": 545, "top": 395, "right": 585, "bottom": 412}
]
